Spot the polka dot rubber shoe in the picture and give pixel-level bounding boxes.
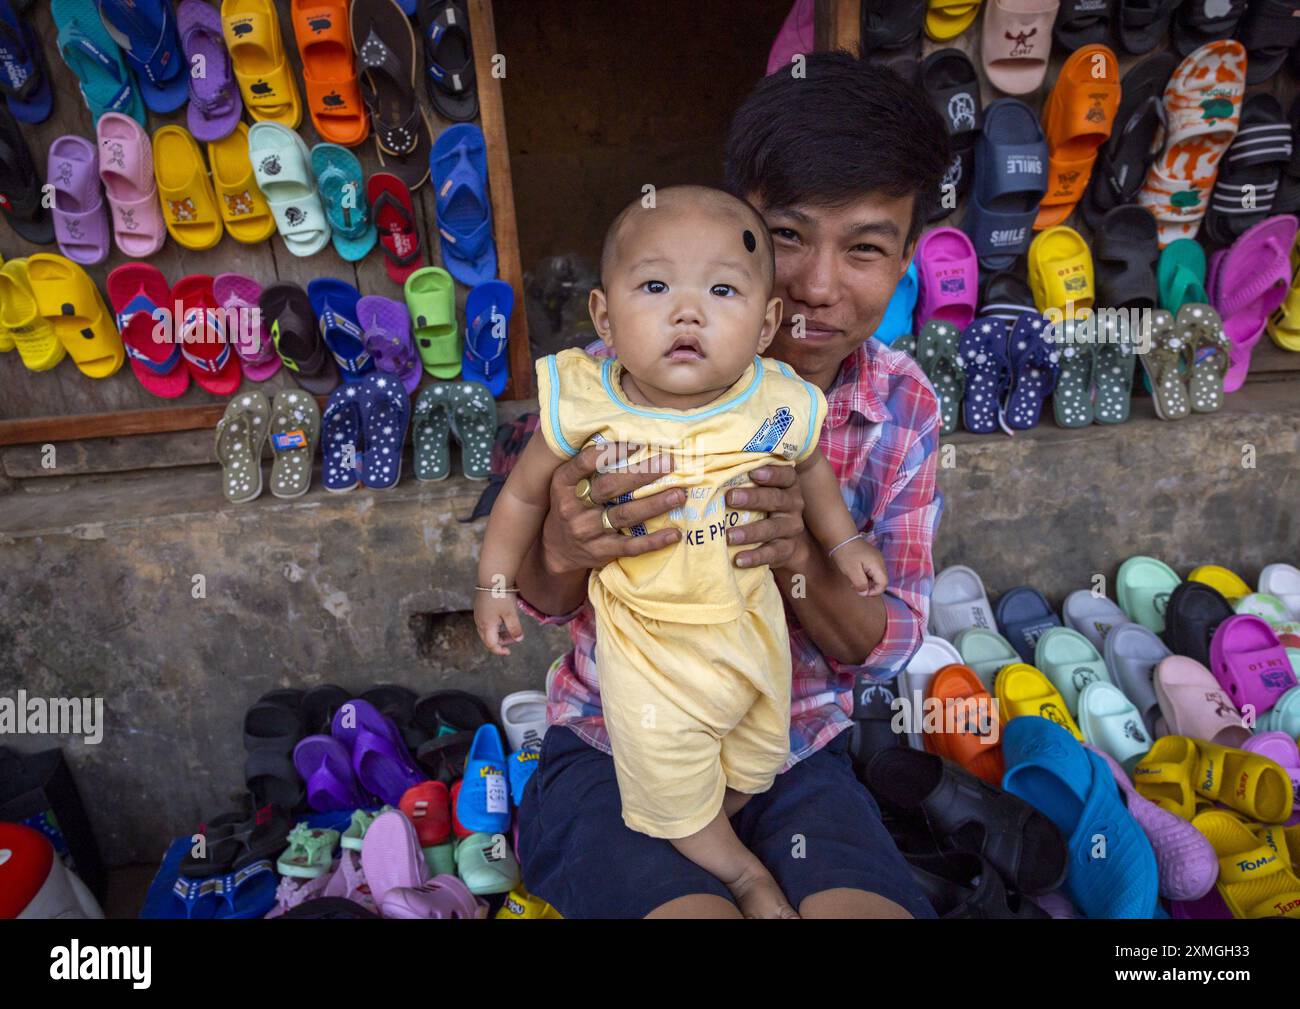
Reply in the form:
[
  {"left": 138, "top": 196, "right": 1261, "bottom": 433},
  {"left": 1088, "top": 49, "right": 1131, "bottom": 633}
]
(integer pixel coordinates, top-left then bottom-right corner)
[
  {"left": 269, "top": 388, "right": 321, "bottom": 499},
  {"left": 357, "top": 371, "right": 411, "bottom": 490},
  {"left": 448, "top": 380, "right": 496, "bottom": 481},
  {"left": 1092, "top": 310, "right": 1137, "bottom": 424},
  {"left": 1050, "top": 316, "right": 1095, "bottom": 429},
  {"left": 215, "top": 389, "right": 271, "bottom": 503},
  {"left": 1001, "top": 312, "right": 1060, "bottom": 431},
  {"left": 958, "top": 317, "right": 1009, "bottom": 435},
  {"left": 1179, "top": 303, "right": 1230, "bottom": 414}
]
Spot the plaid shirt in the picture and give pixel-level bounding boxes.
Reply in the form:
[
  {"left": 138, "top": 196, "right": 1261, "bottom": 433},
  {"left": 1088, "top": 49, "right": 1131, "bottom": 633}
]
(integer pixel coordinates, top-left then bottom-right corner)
[{"left": 519, "top": 339, "right": 943, "bottom": 769}]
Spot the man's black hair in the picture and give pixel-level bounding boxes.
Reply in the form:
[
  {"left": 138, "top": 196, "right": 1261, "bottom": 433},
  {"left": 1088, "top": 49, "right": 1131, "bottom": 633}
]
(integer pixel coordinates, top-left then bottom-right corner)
[{"left": 724, "top": 52, "right": 950, "bottom": 249}]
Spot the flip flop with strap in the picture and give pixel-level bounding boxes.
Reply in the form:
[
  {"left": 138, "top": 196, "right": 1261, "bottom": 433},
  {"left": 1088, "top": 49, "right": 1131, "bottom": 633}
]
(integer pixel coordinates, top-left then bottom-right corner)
[
  {"left": 915, "top": 319, "right": 964, "bottom": 434},
  {"left": 208, "top": 122, "right": 276, "bottom": 244},
  {"left": 152, "top": 125, "right": 224, "bottom": 251},
  {"left": 214, "top": 272, "right": 278, "bottom": 381},
  {"left": 449, "top": 380, "right": 496, "bottom": 480},
  {"left": 412, "top": 383, "right": 454, "bottom": 481},
  {"left": 368, "top": 171, "right": 425, "bottom": 282},
  {"left": 0, "top": 0, "right": 53, "bottom": 123},
  {"left": 463, "top": 280, "right": 511, "bottom": 398},
  {"left": 405, "top": 266, "right": 459, "bottom": 378},
  {"left": 431, "top": 123, "right": 497, "bottom": 285},
  {"left": 309, "top": 277, "right": 373, "bottom": 385},
  {"left": 108, "top": 262, "right": 185, "bottom": 397},
  {"left": 215, "top": 389, "right": 270, "bottom": 503},
  {"left": 269, "top": 388, "right": 320, "bottom": 499},
  {"left": 321, "top": 383, "right": 363, "bottom": 491},
  {"left": 52, "top": 0, "right": 145, "bottom": 125},
  {"left": 957, "top": 316, "right": 1008, "bottom": 434},
  {"left": 176, "top": 273, "right": 242, "bottom": 394},
  {"left": 96, "top": 0, "right": 188, "bottom": 113},
  {"left": 1001, "top": 311, "right": 1058, "bottom": 431},
  {"left": 263, "top": 281, "right": 339, "bottom": 395},
  {"left": 178, "top": 0, "right": 242, "bottom": 142},
  {"left": 1050, "top": 315, "right": 1093, "bottom": 428},
  {"left": 357, "top": 371, "right": 410, "bottom": 490},
  {"left": 358, "top": 294, "right": 421, "bottom": 394},
  {"left": 1091, "top": 310, "right": 1137, "bottom": 425},
  {"left": 222, "top": 0, "right": 303, "bottom": 128},
  {"left": 962, "top": 98, "right": 1047, "bottom": 269},
  {"left": 48, "top": 135, "right": 109, "bottom": 266},
  {"left": 250, "top": 121, "right": 331, "bottom": 256},
  {"left": 291, "top": 0, "right": 367, "bottom": 146},
  {"left": 420, "top": 0, "right": 477, "bottom": 123},
  {"left": 352, "top": 0, "right": 432, "bottom": 190},
  {"left": 96, "top": 112, "right": 164, "bottom": 257},
  {"left": 311, "top": 142, "right": 377, "bottom": 261},
  {"left": 1138, "top": 308, "right": 1190, "bottom": 420},
  {"left": 1177, "top": 302, "right": 1229, "bottom": 413}
]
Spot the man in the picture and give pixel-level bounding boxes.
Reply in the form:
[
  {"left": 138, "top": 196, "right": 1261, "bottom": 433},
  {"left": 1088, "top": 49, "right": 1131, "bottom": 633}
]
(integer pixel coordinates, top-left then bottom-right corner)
[{"left": 514, "top": 53, "right": 949, "bottom": 919}]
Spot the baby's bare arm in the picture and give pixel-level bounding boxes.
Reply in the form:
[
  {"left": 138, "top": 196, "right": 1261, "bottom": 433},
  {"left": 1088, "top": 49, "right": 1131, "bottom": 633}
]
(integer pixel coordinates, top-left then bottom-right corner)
[
  {"left": 794, "top": 449, "right": 860, "bottom": 553},
  {"left": 477, "top": 434, "right": 567, "bottom": 591}
]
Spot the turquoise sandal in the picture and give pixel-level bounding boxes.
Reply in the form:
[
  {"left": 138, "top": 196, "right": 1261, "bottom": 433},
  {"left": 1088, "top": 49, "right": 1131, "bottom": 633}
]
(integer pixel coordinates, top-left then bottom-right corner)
[{"left": 275, "top": 823, "right": 339, "bottom": 879}]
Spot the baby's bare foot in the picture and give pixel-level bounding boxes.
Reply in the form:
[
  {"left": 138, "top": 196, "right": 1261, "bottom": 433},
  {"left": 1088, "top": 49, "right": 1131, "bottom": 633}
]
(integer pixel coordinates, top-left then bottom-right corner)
[{"left": 728, "top": 866, "right": 800, "bottom": 919}]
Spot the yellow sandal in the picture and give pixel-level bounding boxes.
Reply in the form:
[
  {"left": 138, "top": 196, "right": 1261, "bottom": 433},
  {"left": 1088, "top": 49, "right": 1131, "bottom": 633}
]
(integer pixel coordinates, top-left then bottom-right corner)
[{"left": 25, "top": 254, "right": 123, "bottom": 379}]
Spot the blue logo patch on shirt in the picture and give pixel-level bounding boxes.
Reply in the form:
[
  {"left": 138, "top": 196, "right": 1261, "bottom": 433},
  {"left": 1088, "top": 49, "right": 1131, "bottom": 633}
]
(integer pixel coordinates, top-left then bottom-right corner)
[{"left": 741, "top": 407, "right": 793, "bottom": 453}]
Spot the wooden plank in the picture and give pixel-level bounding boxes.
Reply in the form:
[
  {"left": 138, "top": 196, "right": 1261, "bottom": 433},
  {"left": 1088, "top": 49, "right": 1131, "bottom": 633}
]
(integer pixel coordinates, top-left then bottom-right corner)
[
  {"left": 1, "top": 430, "right": 217, "bottom": 478},
  {"left": 815, "top": 0, "right": 860, "bottom": 53},
  {"left": 472, "top": 0, "right": 533, "bottom": 398}
]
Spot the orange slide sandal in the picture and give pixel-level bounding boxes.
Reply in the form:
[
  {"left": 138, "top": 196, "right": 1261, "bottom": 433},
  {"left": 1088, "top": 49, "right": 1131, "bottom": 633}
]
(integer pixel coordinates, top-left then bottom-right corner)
[
  {"left": 924, "top": 664, "right": 1005, "bottom": 785},
  {"left": 291, "top": 0, "right": 368, "bottom": 146},
  {"left": 1034, "top": 44, "right": 1120, "bottom": 231}
]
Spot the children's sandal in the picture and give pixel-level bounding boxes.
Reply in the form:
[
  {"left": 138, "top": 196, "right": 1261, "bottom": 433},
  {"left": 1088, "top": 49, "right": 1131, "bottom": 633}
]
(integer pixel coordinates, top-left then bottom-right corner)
[
  {"left": 1139, "top": 308, "right": 1190, "bottom": 421},
  {"left": 276, "top": 822, "right": 340, "bottom": 879},
  {"left": 1180, "top": 303, "right": 1231, "bottom": 414}
]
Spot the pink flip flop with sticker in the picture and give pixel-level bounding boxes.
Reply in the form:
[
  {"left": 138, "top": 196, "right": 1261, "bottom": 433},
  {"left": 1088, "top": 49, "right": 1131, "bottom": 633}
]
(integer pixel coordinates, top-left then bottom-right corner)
[
  {"left": 1210, "top": 614, "right": 1299, "bottom": 716},
  {"left": 1207, "top": 214, "right": 1297, "bottom": 392},
  {"left": 215, "top": 273, "right": 279, "bottom": 382},
  {"left": 96, "top": 112, "right": 166, "bottom": 258},
  {"left": 915, "top": 226, "right": 979, "bottom": 329}
]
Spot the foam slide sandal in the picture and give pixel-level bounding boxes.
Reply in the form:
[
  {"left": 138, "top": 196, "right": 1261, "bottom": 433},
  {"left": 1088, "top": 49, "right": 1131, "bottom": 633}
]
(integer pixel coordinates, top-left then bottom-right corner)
[
  {"left": 0, "top": 259, "right": 62, "bottom": 371},
  {"left": 1116, "top": 555, "right": 1180, "bottom": 633},
  {"left": 250, "top": 121, "right": 331, "bottom": 256},
  {"left": 962, "top": 98, "right": 1046, "bottom": 270},
  {"left": 1260, "top": 563, "right": 1300, "bottom": 620},
  {"left": 1193, "top": 740, "right": 1293, "bottom": 824},
  {"left": 1210, "top": 614, "right": 1298, "bottom": 715},
  {"left": 26, "top": 253, "right": 123, "bottom": 378},
  {"left": 995, "top": 585, "right": 1061, "bottom": 663},
  {"left": 980, "top": 0, "right": 1056, "bottom": 95},
  {"left": 1194, "top": 811, "right": 1300, "bottom": 919},
  {"left": 1103, "top": 622, "right": 1167, "bottom": 734},
  {"left": 929, "top": 565, "right": 996, "bottom": 642},
  {"left": 1076, "top": 680, "right": 1151, "bottom": 770},
  {"left": 1033, "top": 627, "right": 1111, "bottom": 718},
  {"left": 1062, "top": 590, "right": 1130, "bottom": 654},
  {"left": 1027, "top": 225, "right": 1092, "bottom": 315},
  {"left": 48, "top": 135, "right": 109, "bottom": 266},
  {"left": 208, "top": 122, "right": 275, "bottom": 244},
  {"left": 924, "top": 664, "right": 1004, "bottom": 785},
  {"left": 1161, "top": 579, "right": 1235, "bottom": 667},
  {"left": 897, "top": 634, "right": 963, "bottom": 749},
  {"left": 291, "top": 0, "right": 367, "bottom": 146},
  {"left": 1153, "top": 655, "right": 1249, "bottom": 747},
  {"left": 954, "top": 627, "right": 1020, "bottom": 691},
  {"left": 994, "top": 662, "right": 1082, "bottom": 741},
  {"left": 153, "top": 125, "right": 224, "bottom": 251},
  {"left": 222, "top": 0, "right": 302, "bottom": 127},
  {"left": 915, "top": 226, "right": 977, "bottom": 329},
  {"left": 97, "top": 113, "right": 164, "bottom": 257}
]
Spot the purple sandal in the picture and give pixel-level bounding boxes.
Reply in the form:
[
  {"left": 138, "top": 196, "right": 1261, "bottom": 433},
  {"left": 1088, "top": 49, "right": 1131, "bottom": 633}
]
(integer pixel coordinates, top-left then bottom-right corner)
[
  {"left": 177, "top": 0, "right": 242, "bottom": 142},
  {"left": 48, "top": 135, "right": 109, "bottom": 265},
  {"left": 332, "top": 699, "right": 425, "bottom": 805},
  {"left": 294, "top": 734, "right": 368, "bottom": 811},
  {"left": 358, "top": 294, "right": 421, "bottom": 395}
]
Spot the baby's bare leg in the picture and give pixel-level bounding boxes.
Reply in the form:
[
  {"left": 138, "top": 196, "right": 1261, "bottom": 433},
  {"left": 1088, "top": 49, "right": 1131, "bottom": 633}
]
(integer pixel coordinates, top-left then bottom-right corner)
[
  {"left": 670, "top": 810, "right": 798, "bottom": 919},
  {"left": 722, "top": 787, "right": 752, "bottom": 817}
]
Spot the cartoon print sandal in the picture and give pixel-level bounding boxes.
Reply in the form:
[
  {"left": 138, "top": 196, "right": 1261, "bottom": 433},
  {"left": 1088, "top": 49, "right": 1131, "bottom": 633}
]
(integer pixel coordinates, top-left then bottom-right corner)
[
  {"left": 269, "top": 388, "right": 321, "bottom": 499},
  {"left": 249, "top": 120, "right": 331, "bottom": 256},
  {"left": 47, "top": 135, "right": 109, "bottom": 265},
  {"left": 1139, "top": 308, "right": 1190, "bottom": 420},
  {"left": 207, "top": 122, "right": 275, "bottom": 243},
  {"left": 97, "top": 113, "right": 165, "bottom": 258},
  {"left": 221, "top": 0, "right": 303, "bottom": 128},
  {"left": 153, "top": 124, "right": 224, "bottom": 250},
  {"left": 215, "top": 389, "right": 271, "bottom": 504},
  {"left": 412, "top": 383, "right": 454, "bottom": 481}
]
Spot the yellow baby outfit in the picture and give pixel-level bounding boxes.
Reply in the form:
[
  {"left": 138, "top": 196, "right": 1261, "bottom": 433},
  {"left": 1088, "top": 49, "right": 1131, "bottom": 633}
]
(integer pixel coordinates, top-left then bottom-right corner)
[{"left": 536, "top": 348, "right": 828, "bottom": 838}]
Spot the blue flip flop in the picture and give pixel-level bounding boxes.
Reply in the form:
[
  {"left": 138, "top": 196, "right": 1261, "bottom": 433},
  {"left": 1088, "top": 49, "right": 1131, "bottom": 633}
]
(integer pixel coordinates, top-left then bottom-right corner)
[
  {"left": 214, "top": 859, "right": 278, "bottom": 919},
  {"left": 95, "top": 0, "right": 188, "bottom": 113},
  {"left": 1000, "top": 311, "right": 1058, "bottom": 432},
  {"left": 308, "top": 278, "right": 373, "bottom": 385},
  {"left": 1002, "top": 716, "right": 1159, "bottom": 919},
  {"left": 431, "top": 123, "right": 497, "bottom": 285},
  {"left": 458, "top": 723, "right": 510, "bottom": 834},
  {"left": 957, "top": 317, "right": 1009, "bottom": 434},
  {"left": 356, "top": 372, "right": 410, "bottom": 491},
  {"left": 0, "top": 0, "right": 53, "bottom": 123},
  {"left": 311, "top": 142, "right": 378, "bottom": 262},
  {"left": 874, "top": 259, "right": 918, "bottom": 346},
  {"left": 463, "top": 279, "right": 512, "bottom": 397},
  {"left": 51, "top": 0, "right": 145, "bottom": 125},
  {"left": 962, "top": 98, "right": 1047, "bottom": 271},
  {"left": 321, "top": 383, "right": 362, "bottom": 492},
  {"left": 171, "top": 875, "right": 222, "bottom": 919},
  {"left": 996, "top": 585, "right": 1063, "bottom": 663}
]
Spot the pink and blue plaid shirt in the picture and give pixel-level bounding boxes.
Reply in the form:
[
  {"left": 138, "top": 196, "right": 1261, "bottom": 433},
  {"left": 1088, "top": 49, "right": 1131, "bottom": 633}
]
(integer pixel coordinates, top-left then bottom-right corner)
[{"left": 519, "top": 338, "right": 943, "bottom": 769}]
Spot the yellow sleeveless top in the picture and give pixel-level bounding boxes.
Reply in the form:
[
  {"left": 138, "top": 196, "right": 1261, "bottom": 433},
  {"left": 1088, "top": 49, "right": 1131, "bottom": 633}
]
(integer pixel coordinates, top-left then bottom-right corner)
[{"left": 536, "top": 348, "right": 827, "bottom": 624}]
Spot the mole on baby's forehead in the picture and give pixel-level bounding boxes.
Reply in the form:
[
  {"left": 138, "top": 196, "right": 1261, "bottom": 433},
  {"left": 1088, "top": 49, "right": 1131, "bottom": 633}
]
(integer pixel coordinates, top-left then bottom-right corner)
[{"left": 743, "top": 229, "right": 757, "bottom": 252}]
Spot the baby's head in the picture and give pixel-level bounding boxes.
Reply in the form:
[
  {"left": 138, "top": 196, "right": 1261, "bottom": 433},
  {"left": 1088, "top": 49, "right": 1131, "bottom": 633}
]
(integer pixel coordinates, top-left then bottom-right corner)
[{"left": 590, "top": 185, "right": 782, "bottom": 401}]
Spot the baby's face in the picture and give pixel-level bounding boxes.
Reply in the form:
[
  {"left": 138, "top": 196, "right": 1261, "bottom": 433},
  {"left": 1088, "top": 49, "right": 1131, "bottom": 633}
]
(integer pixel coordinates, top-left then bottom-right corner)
[{"left": 594, "top": 206, "right": 778, "bottom": 400}]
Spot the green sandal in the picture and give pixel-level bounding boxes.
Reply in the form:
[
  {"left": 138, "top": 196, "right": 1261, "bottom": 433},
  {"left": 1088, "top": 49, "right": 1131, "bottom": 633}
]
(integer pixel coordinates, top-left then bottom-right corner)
[
  {"left": 1180, "top": 303, "right": 1230, "bottom": 414},
  {"left": 1139, "top": 309, "right": 1190, "bottom": 421},
  {"left": 1092, "top": 312, "right": 1137, "bottom": 425},
  {"left": 404, "top": 267, "right": 460, "bottom": 379},
  {"left": 412, "top": 383, "right": 455, "bottom": 481},
  {"left": 1052, "top": 316, "right": 1095, "bottom": 428},
  {"left": 276, "top": 823, "right": 339, "bottom": 879},
  {"left": 915, "top": 320, "right": 965, "bottom": 435},
  {"left": 892, "top": 332, "right": 917, "bottom": 357},
  {"left": 268, "top": 389, "right": 321, "bottom": 499},
  {"left": 341, "top": 806, "right": 393, "bottom": 851},
  {"left": 450, "top": 381, "right": 497, "bottom": 481},
  {"left": 215, "top": 391, "right": 271, "bottom": 504}
]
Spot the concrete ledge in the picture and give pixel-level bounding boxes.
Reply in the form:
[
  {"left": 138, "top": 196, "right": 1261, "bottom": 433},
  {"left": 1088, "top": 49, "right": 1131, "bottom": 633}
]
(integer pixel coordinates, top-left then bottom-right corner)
[{"left": 0, "top": 378, "right": 1296, "bottom": 865}]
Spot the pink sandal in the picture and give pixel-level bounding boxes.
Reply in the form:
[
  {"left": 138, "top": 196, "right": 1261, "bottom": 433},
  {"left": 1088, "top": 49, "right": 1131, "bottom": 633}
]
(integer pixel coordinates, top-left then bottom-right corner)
[
  {"left": 1210, "top": 614, "right": 1299, "bottom": 715},
  {"left": 96, "top": 112, "right": 166, "bottom": 258},
  {"left": 915, "top": 227, "right": 978, "bottom": 329},
  {"left": 214, "top": 273, "right": 279, "bottom": 381},
  {"left": 1207, "top": 214, "right": 1296, "bottom": 392}
]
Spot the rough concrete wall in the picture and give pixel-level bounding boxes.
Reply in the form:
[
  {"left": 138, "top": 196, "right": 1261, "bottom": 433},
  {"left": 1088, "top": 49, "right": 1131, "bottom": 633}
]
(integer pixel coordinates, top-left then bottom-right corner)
[{"left": 1, "top": 383, "right": 1297, "bottom": 866}]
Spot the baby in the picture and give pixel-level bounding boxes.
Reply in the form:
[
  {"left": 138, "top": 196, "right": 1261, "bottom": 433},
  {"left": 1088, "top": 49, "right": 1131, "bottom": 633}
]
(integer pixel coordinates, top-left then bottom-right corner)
[{"left": 474, "top": 185, "right": 887, "bottom": 918}]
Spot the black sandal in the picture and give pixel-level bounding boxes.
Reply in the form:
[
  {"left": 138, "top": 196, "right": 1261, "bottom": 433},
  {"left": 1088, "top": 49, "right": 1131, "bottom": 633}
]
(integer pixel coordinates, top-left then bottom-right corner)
[
  {"left": 0, "top": 103, "right": 54, "bottom": 244},
  {"left": 418, "top": 0, "right": 477, "bottom": 123},
  {"left": 1094, "top": 205, "right": 1159, "bottom": 310},
  {"left": 1171, "top": 0, "right": 1247, "bottom": 57},
  {"left": 178, "top": 806, "right": 291, "bottom": 878},
  {"left": 1202, "top": 93, "right": 1292, "bottom": 248},
  {"left": 1161, "top": 582, "right": 1235, "bottom": 667},
  {"left": 1114, "top": 0, "right": 1181, "bottom": 56},
  {"left": 920, "top": 48, "right": 981, "bottom": 224},
  {"left": 360, "top": 683, "right": 427, "bottom": 751},
  {"left": 1053, "top": 0, "right": 1111, "bottom": 50},
  {"left": 905, "top": 851, "right": 1050, "bottom": 919},
  {"left": 864, "top": 747, "right": 1067, "bottom": 896},
  {"left": 847, "top": 679, "right": 902, "bottom": 773},
  {"left": 244, "top": 748, "right": 304, "bottom": 811},
  {"left": 861, "top": 0, "right": 924, "bottom": 79}
]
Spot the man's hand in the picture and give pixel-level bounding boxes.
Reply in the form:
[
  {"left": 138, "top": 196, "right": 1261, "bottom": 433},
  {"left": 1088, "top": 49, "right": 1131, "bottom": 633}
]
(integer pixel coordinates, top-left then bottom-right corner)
[
  {"left": 537, "top": 442, "right": 685, "bottom": 576},
  {"left": 725, "top": 465, "right": 809, "bottom": 570}
]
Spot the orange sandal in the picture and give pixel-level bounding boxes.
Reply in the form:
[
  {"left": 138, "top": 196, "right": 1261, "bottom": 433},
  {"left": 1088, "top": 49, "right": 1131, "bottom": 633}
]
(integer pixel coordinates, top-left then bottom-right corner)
[
  {"left": 1034, "top": 44, "right": 1120, "bottom": 231},
  {"left": 924, "top": 664, "right": 1005, "bottom": 785},
  {"left": 291, "top": 0, "right": 368, "bottom": 147}
]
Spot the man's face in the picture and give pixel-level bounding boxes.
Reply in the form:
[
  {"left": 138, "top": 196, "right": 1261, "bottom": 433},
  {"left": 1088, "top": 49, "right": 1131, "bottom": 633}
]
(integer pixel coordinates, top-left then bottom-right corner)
[{"left": 752, "top": 190, "right": 915, "bottom": 385}]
